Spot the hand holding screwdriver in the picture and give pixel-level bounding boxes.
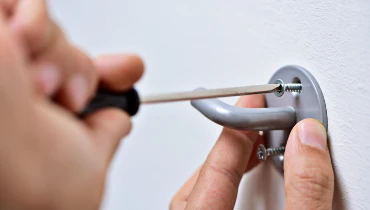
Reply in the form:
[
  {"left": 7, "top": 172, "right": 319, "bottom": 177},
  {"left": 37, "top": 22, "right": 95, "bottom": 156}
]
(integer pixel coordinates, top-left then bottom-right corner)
[
  {"left": 0, "top": 1, "right": 334, "bottom": 209},
  {"left": 0, "top": 1, "right": 145, "bottom": 205}
]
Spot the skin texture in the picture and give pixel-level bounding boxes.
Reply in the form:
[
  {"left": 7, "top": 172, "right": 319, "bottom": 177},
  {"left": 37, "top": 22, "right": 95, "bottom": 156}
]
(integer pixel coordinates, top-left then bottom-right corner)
[
  {"left": 171, "top": 95, "right": 265, "bottom": 210},
  {"left": 0, "top": 0, "right": 144, "bottom": 209},
  {"left": 0, "top": 0, "right": 334, "bottom": 209},
  {"left": 171, "top": 102, "right": 335, "bottom": 210}
]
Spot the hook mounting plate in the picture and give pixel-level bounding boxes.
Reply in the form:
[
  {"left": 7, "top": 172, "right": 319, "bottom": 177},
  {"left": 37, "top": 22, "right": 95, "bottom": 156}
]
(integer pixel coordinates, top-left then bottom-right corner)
[{"left": 265, "top": 65, "right": 328, "bottom": 173}]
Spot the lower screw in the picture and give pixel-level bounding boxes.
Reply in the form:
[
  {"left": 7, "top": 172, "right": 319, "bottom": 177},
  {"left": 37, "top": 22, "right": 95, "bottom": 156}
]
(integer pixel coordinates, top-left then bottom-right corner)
[
  {"left": 274, "top": 79, "right": 302, "bottom": 97},
  {"left": 256, "top": 144, "right": 286, "bottom": 161}
]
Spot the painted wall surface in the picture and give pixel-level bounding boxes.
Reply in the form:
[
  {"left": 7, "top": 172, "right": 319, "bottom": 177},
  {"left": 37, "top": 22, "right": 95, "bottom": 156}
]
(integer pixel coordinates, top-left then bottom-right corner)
[{"left": 49, "top": 1, "right": 370, "bottom": 209}]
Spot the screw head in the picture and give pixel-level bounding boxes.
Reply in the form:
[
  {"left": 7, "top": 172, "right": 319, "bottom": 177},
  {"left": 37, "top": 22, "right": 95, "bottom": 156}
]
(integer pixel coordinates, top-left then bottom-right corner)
[
  {"left": 274, "top": 79, "right": 284, "bottom": 97},
  {"left": 256, "top": 144, "right": 267, "bottom": 161}
]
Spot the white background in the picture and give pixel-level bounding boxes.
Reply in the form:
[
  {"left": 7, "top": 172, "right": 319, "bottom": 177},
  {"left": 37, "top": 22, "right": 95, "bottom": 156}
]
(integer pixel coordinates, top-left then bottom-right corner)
[{"left": 49, "top": 1, "right": 370, "bottom": 209}]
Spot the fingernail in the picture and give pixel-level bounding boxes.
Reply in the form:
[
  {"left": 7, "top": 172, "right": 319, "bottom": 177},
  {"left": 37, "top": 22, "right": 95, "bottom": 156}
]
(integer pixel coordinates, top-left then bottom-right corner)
[
  {"left": 298, "top": 121, "right": 327, "bottom": 151},
  {"left": 38, "top": 63, "right": 60, "bottom": 95},
  {"left": 67, "top": 73, "right": 89, "bottom": 111}
]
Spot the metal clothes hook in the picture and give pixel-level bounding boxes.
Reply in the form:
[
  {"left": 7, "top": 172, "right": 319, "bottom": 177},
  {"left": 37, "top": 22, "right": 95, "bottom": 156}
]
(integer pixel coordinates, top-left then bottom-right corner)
[
  {"left": 191, "top": 96, "right": 296, "bottom": 131},
  {"left": 190, "top": 65, "right": 328, "bottom": 173}
]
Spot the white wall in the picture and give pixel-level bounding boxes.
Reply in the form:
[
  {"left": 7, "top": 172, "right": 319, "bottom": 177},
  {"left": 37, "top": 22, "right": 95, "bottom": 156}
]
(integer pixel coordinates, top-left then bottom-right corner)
[{"left": 49, "top": 1, "right": 370, "bottom": 209}]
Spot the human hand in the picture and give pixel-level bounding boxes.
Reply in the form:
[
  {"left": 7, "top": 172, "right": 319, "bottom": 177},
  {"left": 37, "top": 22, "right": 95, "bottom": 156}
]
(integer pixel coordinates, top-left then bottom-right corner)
[
  {"left": 8, "top": 0, "right": 143, "bottom": 111},
  {"left": 0, "top": 1, "right": 143, "bottom": 209},
  {"left": 171, "top": 96, "right": 334, "bottom": 210},
  {"left": 284, "top": 118, "right": 334, "bottom": 210}
]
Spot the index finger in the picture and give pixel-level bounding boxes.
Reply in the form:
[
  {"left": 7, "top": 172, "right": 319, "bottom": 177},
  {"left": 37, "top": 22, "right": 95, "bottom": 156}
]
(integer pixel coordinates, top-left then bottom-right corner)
[
  {"left": 94, "top": 54, "right": 145, "bottom": 91},
  {"left": 184, "top": 95, "right": 265, "bottom": 210}
]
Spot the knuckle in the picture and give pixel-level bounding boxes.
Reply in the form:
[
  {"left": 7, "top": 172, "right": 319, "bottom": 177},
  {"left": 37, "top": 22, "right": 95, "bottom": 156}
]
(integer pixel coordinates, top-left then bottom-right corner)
[
  {"left": 206, "top": 163, "right": 242, "bottom": 189},
  {"left": 16, "top": 0, "right": 57, "bottom": 53},
  {"left": 74, "top": 47, "right": 98, "bottom": 89},
  {"left": 286, "top": 163, "right": 334, "bottom": 203},
  {"left": 21, "top": 0, "right": 48, "bottom": 34},
  {"left": 1, "top": 0, "right": 16, "bottom": 15}
]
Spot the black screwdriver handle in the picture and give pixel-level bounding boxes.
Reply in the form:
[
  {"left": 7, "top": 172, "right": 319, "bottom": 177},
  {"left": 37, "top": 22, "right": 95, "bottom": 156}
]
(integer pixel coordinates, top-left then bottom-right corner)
[{"left": 79, "top": 88, "right": 140, "bottom": 118}]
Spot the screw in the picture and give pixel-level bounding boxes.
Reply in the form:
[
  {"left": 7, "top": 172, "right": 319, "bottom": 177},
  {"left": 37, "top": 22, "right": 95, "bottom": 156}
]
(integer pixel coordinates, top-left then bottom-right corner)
[
  {"left": 274, "top": 79, "right": 302, "bottom": 97},
  {"left": 256, "top": 144, "right": 286, "bottom": 161}
]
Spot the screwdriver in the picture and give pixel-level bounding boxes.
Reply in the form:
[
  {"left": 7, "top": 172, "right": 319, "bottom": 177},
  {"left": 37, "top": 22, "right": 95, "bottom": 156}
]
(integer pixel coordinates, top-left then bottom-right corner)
[{"left": 79, "top": 83, "right": 282, "bottom": 117}]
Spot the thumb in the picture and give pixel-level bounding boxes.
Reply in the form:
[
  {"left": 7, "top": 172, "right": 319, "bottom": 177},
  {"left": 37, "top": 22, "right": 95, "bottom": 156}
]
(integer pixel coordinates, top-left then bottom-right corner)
[{"left": 284, "top": 119, "right": 334, "bottom": 210}]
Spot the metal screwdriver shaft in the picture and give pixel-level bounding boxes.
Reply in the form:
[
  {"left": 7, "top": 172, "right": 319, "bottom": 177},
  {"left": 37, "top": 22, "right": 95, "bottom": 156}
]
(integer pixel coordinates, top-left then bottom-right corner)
[
  {"left": 81, "top": 80, "right": 302, "bottom": 117},
  {"left": 141, "top": 84, "right": 281, "bottom": 104}
]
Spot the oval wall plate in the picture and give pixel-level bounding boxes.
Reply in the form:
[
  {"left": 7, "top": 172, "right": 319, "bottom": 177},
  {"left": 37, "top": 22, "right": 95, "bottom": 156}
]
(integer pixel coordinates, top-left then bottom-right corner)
[{"left": 265, "top": 65, "right": 328, "bottom": 173}]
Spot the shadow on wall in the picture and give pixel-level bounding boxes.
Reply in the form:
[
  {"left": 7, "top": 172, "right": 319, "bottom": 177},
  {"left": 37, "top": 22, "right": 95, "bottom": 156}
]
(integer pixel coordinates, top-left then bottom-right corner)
[
  {"left": 235, "top": 160, "right": 285, "bottom": 210},
  {"left": 329, "top": 134, "right": 348, "bottom": 210}
]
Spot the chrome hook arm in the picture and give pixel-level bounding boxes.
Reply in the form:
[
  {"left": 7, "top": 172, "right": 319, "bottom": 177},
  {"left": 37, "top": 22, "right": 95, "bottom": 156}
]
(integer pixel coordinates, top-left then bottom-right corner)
[{"left": 191, "top": 89, "right": 297, "bottom": 131}]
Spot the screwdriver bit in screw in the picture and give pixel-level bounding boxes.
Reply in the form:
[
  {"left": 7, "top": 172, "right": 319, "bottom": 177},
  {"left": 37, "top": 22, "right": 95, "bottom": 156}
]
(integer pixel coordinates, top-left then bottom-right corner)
[
  {"left": 257, "top": 144, "right": 286, "bottom": 161},
  {"left": 274, "top": 79, "right": 302, "bottom": 97}
]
